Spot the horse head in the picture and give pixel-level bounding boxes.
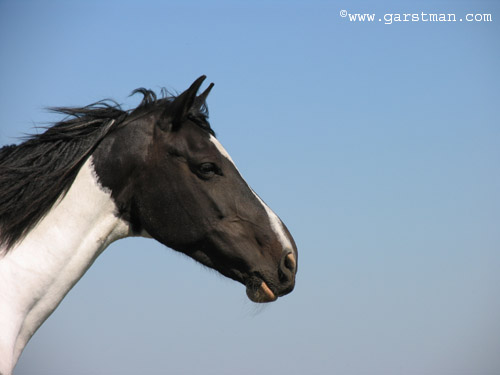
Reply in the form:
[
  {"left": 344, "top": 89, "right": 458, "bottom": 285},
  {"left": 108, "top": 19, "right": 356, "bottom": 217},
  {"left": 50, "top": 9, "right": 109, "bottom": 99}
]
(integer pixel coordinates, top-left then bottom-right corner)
[{"left": 93, "top": 76, "right": 297, "bottom": 302}]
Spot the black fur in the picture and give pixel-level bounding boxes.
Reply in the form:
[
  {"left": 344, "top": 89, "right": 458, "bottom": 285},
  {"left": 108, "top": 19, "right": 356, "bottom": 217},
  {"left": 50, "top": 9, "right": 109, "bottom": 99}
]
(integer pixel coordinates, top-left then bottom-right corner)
[{"left": 0, "top": 89, "right": 212, "bottom": 250}]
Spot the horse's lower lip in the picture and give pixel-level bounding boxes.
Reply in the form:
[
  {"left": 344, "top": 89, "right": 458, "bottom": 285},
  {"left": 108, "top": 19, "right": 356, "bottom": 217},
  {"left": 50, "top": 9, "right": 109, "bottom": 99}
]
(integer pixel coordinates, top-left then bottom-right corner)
[{"left": 246, "top": 280, "right": 277, "bottom": 303}]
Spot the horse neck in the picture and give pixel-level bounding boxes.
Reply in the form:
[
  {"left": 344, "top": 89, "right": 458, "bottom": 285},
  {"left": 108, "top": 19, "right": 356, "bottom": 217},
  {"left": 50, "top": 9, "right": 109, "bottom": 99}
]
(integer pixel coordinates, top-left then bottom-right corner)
[{"left": 0, "top": 157, "right": 131, "bottom": 375}]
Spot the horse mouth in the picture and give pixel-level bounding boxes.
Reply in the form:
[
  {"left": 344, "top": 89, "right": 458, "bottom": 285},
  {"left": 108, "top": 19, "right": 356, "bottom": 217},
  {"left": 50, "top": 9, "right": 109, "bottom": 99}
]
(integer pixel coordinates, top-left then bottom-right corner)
[{"left": 245, "top": 276, "right": 277, "bottom": 303}]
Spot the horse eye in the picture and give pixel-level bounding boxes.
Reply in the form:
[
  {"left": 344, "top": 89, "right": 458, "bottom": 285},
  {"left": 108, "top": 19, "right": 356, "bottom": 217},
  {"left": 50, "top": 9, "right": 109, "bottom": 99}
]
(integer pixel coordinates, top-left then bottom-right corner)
[{"left": 198, "top": 162, "right": 218, "bottom": 176}]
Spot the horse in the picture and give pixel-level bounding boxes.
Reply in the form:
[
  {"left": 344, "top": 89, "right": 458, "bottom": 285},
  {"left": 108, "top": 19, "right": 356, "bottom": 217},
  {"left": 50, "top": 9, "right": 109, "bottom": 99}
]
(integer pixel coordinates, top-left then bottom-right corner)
[{"left": 0, "top": 76, "right": 297, "bottom": 375}]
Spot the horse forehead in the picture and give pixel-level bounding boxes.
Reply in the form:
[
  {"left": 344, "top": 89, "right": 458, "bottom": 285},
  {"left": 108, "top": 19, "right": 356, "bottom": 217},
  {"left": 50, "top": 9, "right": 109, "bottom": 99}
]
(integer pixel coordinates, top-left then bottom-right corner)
[
  {"left": 208, "top": 135, "right": 235, "bottom": 163},
  {"left": 174, "top": 125, "right": 217, "bottom": 154}
]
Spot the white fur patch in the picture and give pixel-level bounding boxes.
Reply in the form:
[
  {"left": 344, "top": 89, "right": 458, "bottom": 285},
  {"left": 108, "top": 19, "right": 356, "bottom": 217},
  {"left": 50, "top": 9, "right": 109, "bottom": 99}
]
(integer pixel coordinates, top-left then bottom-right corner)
[{"left": 0, "top": 157, "right": 130, "bottom": 374}]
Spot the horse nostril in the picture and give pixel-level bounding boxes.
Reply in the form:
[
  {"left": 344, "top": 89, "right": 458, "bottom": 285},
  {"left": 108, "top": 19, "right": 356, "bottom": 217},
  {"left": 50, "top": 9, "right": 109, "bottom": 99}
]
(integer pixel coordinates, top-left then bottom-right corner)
[
  {"left": 284, "top": 253, "right": 296, "bottom": 272},
  {"left": 279, "top": 252, "right": 297, "bottom": 283}
]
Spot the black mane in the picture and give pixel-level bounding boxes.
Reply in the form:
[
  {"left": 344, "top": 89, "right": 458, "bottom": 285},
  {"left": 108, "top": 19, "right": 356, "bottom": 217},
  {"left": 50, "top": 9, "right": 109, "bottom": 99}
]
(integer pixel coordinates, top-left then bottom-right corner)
[{"left": 0, "top": 88, "right": 212, "bottom": 250}]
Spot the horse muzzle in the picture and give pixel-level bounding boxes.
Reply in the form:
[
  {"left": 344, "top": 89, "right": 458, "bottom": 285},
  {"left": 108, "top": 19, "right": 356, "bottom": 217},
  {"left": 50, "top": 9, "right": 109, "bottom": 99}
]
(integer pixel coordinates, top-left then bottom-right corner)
[{"left": 246, "top": 252, "right": 297, "bottom": 303}]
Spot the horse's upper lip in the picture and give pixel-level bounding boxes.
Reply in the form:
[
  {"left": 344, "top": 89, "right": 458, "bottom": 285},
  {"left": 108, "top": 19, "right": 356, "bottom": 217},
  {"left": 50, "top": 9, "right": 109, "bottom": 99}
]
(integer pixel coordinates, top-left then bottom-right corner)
[{"left": 245, "top": 275, "right": 277, "bottom": 303}]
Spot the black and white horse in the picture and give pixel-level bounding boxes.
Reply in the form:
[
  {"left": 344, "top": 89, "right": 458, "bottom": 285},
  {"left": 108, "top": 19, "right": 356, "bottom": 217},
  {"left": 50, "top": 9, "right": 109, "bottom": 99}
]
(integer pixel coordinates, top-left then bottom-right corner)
[{"left": 0, "top": 76, "right": 297, "bottom": 375}]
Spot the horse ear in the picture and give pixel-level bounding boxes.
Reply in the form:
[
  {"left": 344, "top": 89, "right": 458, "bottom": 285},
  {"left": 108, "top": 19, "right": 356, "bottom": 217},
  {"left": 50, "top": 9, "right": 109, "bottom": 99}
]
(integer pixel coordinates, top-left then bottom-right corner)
[
  {"left": 159, "top": 76, "right": 206, "bottom": 131},
  {"left": 194, "top": 82, "right": 214, "bottom": 109}
]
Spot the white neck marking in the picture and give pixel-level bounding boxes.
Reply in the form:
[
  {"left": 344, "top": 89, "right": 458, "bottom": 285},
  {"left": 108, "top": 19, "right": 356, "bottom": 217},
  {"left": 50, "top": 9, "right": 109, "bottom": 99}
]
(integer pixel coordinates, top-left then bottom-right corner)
[{"left": 0, "top": 157, "right": 130, "bottom": 375}]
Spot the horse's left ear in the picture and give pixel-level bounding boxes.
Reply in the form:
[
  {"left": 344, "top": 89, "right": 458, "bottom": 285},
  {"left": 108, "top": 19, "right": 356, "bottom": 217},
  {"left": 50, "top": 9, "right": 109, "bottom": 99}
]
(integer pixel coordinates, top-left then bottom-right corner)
[{"left": 159, "top": 75, "right": 206, "bottom": 131}]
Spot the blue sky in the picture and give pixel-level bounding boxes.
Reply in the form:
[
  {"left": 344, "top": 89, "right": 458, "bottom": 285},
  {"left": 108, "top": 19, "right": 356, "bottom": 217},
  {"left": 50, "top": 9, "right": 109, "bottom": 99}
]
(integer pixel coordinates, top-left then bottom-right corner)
[{"left": 1, "top": 0, "right": 499, "bottom": 374}]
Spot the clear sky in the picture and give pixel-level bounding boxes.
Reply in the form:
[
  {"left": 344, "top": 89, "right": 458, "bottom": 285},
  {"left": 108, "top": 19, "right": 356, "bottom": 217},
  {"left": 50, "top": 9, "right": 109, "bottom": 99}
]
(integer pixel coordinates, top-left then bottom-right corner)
[{"left": 1, "top": 0, "right": 499, "bottom": 374}]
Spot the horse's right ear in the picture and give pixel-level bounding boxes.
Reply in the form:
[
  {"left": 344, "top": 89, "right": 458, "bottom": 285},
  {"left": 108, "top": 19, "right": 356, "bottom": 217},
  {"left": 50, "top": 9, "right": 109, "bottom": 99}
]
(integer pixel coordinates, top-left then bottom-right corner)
[{"left": 158, "top": 76, "right": 206, "bottom": 131}]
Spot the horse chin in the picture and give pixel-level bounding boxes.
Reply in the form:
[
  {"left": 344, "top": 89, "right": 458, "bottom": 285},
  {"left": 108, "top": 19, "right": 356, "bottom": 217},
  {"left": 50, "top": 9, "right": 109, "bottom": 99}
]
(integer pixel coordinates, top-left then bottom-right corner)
[{"left": 245, "top": 278, "right": 277, "bottom": 303}]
